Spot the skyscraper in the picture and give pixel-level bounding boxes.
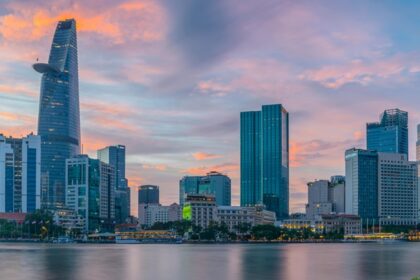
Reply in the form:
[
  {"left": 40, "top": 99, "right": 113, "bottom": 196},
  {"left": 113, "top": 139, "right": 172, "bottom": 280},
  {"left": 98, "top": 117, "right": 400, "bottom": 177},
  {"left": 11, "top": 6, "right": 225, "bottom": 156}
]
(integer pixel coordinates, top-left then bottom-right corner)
[
  {"left": 138, "top": 185, "right": 159, "bottom": 225},
  {"left": 66, "top": 155, "right": 115, "bottom": 233},
  {"left": 97, "top": 145, "right": 127, "bottom": 189},
  {"left": 417, "top": 124, "right": 420, "bottom": 220},
  {"left": 345, "top": 148, "right": 378, "bottom": 223},
  {"left": 0, "top": 134, "right": 41, "bottom": 213},
  {"left": 34, "top": 19, "right": 80, "bottom": 208},
  {"left": 305, "top": 177, "right": 345, "bottom": 220},
  {"left": 179, "top": 176, "right": 201, "bottom": 205},
  {"left": 97, "top": 145, "right": 129, "bottom": 223},
  {"left": 377, "top": 153, "right": 417, "bottom": 226},
  {"left": 179, "top": 172, "right": 231, "bottom": 206},
  {"left": 240, "top": 111, "right": 261, "bottom": 207},
  {"left": 138, "top": 185, "right": 160, "bottom": 204},
  {"left": 240, "top": 104, "right": 289, "bottom": 219},
  {"left": 417, "top": 124, "right": 420, "bottom": 161},
  {"left": 0, "top": 137, "right": 14, "bottom": 212},
  {"left": 366, "top": 109, "right": 408, "bottom": 156}
]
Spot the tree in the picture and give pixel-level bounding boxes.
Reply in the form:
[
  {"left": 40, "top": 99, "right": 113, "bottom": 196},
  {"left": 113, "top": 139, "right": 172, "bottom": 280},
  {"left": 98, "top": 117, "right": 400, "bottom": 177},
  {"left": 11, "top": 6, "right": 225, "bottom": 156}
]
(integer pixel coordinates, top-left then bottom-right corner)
[
  {"left": 24, "top": 209, "right": 65, "bottom": 239},
  {"left": 234, "top": 223, "right": 252, "bottom": 240},
  {"left": 251, "top": 225, "right": 281, "bottom": 241}
]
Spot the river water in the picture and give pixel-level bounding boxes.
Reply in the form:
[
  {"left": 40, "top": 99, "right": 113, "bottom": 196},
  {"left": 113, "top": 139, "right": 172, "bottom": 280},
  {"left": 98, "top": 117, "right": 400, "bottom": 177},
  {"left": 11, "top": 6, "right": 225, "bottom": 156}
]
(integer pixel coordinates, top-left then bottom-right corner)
[{"left": 0, "top": 242, "right": 419, "bottom": 280}]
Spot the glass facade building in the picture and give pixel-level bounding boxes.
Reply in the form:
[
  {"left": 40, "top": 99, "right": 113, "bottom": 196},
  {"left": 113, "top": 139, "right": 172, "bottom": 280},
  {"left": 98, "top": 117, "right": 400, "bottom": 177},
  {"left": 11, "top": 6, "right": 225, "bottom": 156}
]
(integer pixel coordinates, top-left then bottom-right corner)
[
  {"left": 97, "top": 145, "right": 127, "bottom": 189},
  {"left": 66, "top": 155, "right": 115, "bottom": 233},
  {"left": 97, "top": 145, "right": 129, "bottom": 223},
  {"left": 417, "top": 124, "right": 420, "bottom": 220},
  {"left": 179, "top": 176, "right": 201, "bottom": 205},
  {"left": 138, "top": 185, "right": 160, "bottom": 204},
  {"left": 240, "top": 104, "right": 289, "bottom": 220},
  {"left": 345, "top": 149, "right": 379, "bottom": 223},
  {"left": 367, "top": 109, "right": 408, "bottom": 157},
  {"left": 240, "top": 111, "right": 262, "bottom": 207},
  {"left": 179, "top": 172, "right": 231, "bottom": 206},
  {"left": 34, "top": 19, "right": 80, "bottom": 208}
]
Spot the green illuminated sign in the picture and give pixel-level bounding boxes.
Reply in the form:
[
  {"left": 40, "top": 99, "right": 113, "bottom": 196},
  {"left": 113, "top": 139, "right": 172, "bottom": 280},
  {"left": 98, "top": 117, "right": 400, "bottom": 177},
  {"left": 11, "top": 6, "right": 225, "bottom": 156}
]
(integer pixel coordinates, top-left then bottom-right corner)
[{"left": 183, "top": 205, "right": 192, "bottom": 221}]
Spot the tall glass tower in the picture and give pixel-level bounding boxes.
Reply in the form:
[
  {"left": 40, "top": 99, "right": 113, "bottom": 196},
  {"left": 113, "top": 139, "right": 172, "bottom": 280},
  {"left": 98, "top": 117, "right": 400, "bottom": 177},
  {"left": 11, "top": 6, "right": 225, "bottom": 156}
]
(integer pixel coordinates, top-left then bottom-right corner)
[
  {"left": 345, "top": 148, "right": 378, "bottom": 223},
  {"left": 240, "top": 104, "right": 289, "bottom": 220},
  {"left": 366, "top": 109, "right": 408, "bottom": 157},
  {"left": 97, "top": 145, "right": 127, "bottom": 189},
  {"left": 34, "top": 19, "right": 80, "bottom": 208}
]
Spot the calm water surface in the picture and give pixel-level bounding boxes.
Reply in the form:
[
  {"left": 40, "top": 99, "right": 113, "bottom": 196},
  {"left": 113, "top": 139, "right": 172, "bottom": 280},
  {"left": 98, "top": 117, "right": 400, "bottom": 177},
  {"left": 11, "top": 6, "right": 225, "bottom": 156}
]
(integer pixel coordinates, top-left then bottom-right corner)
[{"left": 0, "top": 242, "right": 419, "bottom": 280}]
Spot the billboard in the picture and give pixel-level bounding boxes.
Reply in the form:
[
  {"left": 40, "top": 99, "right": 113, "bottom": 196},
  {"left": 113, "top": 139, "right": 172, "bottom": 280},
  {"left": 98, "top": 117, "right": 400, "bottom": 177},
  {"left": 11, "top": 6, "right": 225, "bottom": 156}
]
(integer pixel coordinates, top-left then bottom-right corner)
[{"left": 183, "top": 205, "right": 192, "bottom": 221}]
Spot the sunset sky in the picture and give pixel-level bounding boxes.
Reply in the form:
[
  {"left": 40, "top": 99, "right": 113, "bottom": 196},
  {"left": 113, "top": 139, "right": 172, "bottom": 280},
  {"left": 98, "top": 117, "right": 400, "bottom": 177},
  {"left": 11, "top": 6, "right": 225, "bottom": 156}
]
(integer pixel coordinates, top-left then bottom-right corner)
[{"left": 1, "top": 0, "right": 420, "bottom": 215}]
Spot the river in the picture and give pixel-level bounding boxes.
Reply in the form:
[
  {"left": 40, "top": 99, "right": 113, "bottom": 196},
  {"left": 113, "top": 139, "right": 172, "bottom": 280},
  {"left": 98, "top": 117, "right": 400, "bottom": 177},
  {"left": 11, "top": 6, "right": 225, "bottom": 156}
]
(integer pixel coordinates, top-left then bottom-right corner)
[{"left": 0, "top": 242, "right": 419, "bottom": 280}]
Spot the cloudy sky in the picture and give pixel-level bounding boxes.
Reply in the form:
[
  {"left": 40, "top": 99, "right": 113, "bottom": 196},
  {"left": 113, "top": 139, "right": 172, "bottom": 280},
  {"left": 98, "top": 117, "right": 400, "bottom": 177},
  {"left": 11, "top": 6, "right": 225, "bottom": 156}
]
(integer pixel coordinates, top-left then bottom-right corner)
[{"left": 1, "top": 0, "right": 420, "bottom": 215}]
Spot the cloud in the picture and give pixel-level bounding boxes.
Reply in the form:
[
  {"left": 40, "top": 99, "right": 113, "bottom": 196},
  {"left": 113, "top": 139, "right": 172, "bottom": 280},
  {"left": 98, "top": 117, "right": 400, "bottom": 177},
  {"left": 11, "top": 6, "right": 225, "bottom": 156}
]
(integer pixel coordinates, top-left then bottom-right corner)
[
  {"left": 162, "top": 0, "right": 240, "bottom": 69},
  {"left": 181, "top": 163, "right": 239, "bottom": 177},
  {"left": 290, "top": 138, "right": 363, "bottom": 168},
  {"left": 142, "top": 164, "right": 168, "bottom": 171},
  {"left": 299, "top": 54, "right": 419, "bottom": 89},
  {"left": 0, "top": 0, "right": 166, "bottom": 45},
  {"left": 196, "top": 80, "right": 232, "bottom": 96},
  {"left": 192, "top": 152, "right": 222, "bottom": 161}
]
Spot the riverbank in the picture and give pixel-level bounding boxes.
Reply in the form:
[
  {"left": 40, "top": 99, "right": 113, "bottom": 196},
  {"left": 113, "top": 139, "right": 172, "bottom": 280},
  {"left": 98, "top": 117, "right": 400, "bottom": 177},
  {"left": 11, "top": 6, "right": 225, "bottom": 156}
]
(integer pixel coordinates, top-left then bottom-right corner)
[{"left": 0, "top": 238, "right": 411, "bottom": 244}]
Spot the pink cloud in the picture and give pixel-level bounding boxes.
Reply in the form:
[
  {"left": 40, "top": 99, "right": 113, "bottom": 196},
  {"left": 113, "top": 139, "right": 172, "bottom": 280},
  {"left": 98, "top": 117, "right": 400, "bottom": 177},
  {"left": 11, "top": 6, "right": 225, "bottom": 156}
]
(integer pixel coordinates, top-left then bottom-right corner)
[
  {"left": 299, "top": 55, "right": 417, "bottom": 89},
  {"left": 142, "top": 164, "right": 168, "bottom": 171},
  {"left": 0, "top": 1, "right": 166, "bottom": 44},
  {"left": 181, "top": 163, "right": 239, "bottom": 177},
  {"left": 192, "top": 152, "right": 222, "bottom": 161},
  {"left": 196, "top": 80, "right": 232, "bottom": 96}
]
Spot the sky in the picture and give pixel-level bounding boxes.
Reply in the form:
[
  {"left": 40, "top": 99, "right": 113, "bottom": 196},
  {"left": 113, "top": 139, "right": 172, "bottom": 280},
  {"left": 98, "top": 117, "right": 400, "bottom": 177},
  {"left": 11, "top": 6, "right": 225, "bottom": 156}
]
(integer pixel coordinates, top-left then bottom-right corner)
[{"left": 1, "top": 0, "right": 420, "bottom": 216}]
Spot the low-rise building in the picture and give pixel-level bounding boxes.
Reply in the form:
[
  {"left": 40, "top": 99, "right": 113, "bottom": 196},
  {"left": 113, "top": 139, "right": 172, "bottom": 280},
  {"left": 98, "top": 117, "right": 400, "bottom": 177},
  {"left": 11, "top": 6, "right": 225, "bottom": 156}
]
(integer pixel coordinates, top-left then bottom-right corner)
[
  {"left": 139, "top": 203, "right": 182, "bottom": 228},
  {"left": 282, "top": 219, "right": 324, "bottom": 233},
  {"left": 52, "top": 208, "right": 85, "bottom": 232},
  {"left": 320, "top": 214, "right": 361, "bottom": 235},
  {"left": 183, "top": 194, "right": 217, "bottom": 229},
  {"left": 0, "top": 212, "right": 27, "bottom": 224},
  {"left": 282, "top": 214, "right": 362, "bottom": 235},
  {"left": 216, "top": 205, "right": 276, "bottom": 233}
]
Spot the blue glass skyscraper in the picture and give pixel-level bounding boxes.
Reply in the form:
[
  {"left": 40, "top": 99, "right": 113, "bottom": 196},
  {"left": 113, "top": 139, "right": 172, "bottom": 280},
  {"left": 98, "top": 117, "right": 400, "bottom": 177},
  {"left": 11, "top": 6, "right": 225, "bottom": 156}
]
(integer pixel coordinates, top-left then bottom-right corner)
[
  {"left": 97, "top": 145, "right": 130, "bottom": 223},
  {"left": 138, "top": 185, "right": 160, "bottom": 204},
  {"left": 97, "top": 145, "right": 127, "bottom": 189},
  {"left": 345, "top": 148, "right": 378, "bottom": 223},
  {"left": 240, "top": 104, "right": 289, "bottom": 220},
  {"left": 366, "top": 109, "right": 408, "bottom": 157},
  {"left": 34, "top": 19, "right": 80, "bottom": 208},
  {"left": 240, "top": 111, "right": 261, "bottom": 207}
]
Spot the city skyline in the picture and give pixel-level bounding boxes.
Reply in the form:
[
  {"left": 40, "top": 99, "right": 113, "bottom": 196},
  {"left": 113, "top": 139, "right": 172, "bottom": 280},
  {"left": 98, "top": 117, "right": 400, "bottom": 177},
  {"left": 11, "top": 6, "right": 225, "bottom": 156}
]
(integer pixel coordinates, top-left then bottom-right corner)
[{"left": 2, "top": 1, "right": 420, "bottom": 215}]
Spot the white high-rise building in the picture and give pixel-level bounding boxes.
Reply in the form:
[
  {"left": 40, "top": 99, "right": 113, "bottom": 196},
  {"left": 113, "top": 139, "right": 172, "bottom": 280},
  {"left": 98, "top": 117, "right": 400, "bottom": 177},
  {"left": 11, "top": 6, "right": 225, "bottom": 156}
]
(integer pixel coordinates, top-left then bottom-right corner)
[
  {"left": 378, "top": 153, "right": 418, "bottom": 226},
  {"left": 0, "top": 134, "right": 41, "bottom": 213},
  {"left": 305, "top": 176, "right": 345, "bottom": 220}
]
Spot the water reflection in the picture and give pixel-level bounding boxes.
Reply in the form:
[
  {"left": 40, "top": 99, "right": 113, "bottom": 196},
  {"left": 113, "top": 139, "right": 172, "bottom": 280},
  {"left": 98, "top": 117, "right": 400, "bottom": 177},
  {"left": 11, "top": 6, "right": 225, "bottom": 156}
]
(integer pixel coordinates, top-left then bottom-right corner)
[
  {"left": 0, "top": 243, "right": 419, "bottom": 280},
  {"left": 42, "top": 247, "right": 80, "bottom": 280},
  {"left": 240, "top": 244, "right": 284, "bottom": 279}
]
